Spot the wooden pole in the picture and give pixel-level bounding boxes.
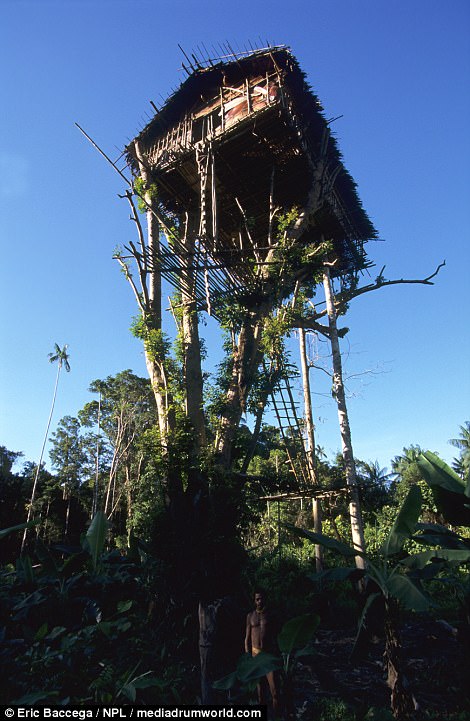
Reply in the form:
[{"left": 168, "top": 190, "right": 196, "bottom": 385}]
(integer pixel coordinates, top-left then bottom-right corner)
[{"left": 298, "top": 327, "right": 323, "bottom": 572}]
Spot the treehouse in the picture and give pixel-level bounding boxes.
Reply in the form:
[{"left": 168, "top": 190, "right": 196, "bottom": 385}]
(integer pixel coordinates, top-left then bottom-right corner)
[{"left": 126, "top": 46, "right": 376, "bottom": 311}]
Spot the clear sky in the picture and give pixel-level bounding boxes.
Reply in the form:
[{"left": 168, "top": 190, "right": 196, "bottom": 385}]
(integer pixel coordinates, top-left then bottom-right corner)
[{"left": 1, "top": 0, "right": 469, "bottom": 474}]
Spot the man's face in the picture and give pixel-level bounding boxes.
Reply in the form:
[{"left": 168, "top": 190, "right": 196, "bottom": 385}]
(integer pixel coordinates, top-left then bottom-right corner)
[{"left": 254, "top": 593, "right": 265, "bottom": 610}]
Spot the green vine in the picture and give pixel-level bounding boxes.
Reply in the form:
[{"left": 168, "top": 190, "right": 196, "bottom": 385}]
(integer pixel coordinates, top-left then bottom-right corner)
[
  {"left": 130, "top": 314, "right": 171, "bottom": 363},
  {"left": 260, "top": 308, "right": 294, "bottom": 359},
  {"left": 133, "top": 176, "right": 159, "bottom": 214}
]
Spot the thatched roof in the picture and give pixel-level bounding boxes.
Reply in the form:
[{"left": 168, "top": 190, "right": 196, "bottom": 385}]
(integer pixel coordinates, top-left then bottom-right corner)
[{"left": 127, "top": 46, "right": 376, "bottom": 246}]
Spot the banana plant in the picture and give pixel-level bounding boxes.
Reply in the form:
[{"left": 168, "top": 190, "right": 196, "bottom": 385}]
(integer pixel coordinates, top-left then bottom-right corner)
[
  {"left": 287, "top": 484, "right": 470, "bottom": 721},
  {"left": 83, "top": 511, "right": 109, "bottom": 572}
]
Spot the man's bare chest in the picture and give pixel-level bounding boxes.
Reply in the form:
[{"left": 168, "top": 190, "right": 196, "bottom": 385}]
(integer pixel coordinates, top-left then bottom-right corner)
[{"left": 250, "top": 611, "right": 268, "bottom": 629}]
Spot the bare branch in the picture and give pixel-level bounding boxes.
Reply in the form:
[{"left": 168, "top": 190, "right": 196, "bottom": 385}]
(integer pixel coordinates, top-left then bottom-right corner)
[
  {"left": 125, "top": 191, "right": 148, "bottom": 273},
  {"left": 128, "top": 239, "right": 151, "bottom": 309},
  {"left": 114, "top": 257, "right": 145, "bottom": 314},
  {"left": 298, "top": 260, "right": 446, "bottom": 326},
  {"left": 335, "top": 260, "right": 446, "bottom": 309}
]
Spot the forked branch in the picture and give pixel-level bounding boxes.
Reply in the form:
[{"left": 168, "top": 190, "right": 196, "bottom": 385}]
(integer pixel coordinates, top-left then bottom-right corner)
[{"left": 299, "top": 260, "right": 446, "bottom": 328}]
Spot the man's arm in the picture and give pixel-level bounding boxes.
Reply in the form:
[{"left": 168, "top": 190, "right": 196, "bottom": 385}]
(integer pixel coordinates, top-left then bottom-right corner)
[{"left": 244, "top": 613, "right": 251, "bottom": 653}]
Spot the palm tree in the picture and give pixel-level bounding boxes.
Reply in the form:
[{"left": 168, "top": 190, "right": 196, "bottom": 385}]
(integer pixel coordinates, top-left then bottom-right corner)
[
  {"left": 21, "top": 344, "right": 70, "bottom": 553},
  {"left": 358, "top": 460, "right": 392, "bottom": 485},
  {"left": 449, "top": 422, "right": 470, "bottom": 479}
]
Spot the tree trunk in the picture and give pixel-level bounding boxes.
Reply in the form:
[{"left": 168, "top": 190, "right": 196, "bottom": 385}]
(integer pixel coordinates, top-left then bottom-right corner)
[
  {"left": 384, "top": 599, "right": 416, "bottom": 720},
  {"left": 299, "top": 327, "right": 323, "bottom": 572},
  {"left": 323, "top": 267, "right": 366, "bottom": 569},
  {"left": 214, "top": 316, "right": 264, "bottom": 467},
  {"left": 134, "top": 141, "right": 181, "bottom": 504},
  {"left": 134, "top": 140, "right": 175, "bottom": 446},
  {"left": 180, "top": 217, "right": 206, "bottom": 451},
  {"left": 21, "top": 360, "right": 62, "bottom": 553},
  {"left": 92, "top": 390, "right": 101, "bottom": 518},
  {"left": 240, "top": 381, "right": 272, "bottom": 474},
  {"left": 64, "top": 492, "right": 71, "bottom": 539},
  {"left": 198, "top": 600, "right": 217, "bottom": 704}
]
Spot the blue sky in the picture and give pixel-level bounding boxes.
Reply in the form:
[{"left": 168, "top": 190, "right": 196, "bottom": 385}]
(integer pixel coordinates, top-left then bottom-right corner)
[{"left": 1, "top": 0, "right": 469, "bottom": 473}]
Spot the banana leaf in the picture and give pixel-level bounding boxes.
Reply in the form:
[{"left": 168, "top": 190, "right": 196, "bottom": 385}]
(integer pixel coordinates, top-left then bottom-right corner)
[
  {"left": 309, "top": 566, "right": 363, "bottom": 584},
  {"left": 285, "top": 523, "right": 366, "bottom": 558},
  {"left": 0, "top": 519, "right": 38, "bottom": 540},
  {"left": 417, "top": 451, "right": 470, "bottom": 525},
  {"left": 380, "top": 484, "right": 422, "bottom": 557},
  {"left": 401, "top": 548, "right": 470, "bottom": 570},
  {"left": 385, "top": 572, "right": 430, "bottom": 611},
  {"left": 213, "top": 651, "right": 281, "bottom": 690},
  {"left": 418, "top": 451, "right": 466, "bottom": 494},
  {"left": 277, "top": 613, "right": 319, "bottom": 655},
  {"left": 83, "top": 511, "right": 109, "bottom": 571}
]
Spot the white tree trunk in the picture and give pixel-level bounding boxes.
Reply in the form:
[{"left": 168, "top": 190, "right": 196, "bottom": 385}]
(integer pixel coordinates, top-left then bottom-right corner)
[
  {"left": 299, "top": 327, "right": 323, "bottom": 572},
  {"left": 323, "top": 267, "right": 366, "bottom": 569},
  {"left": 134, "top": 140, "right": 172, "bottom": 445}
]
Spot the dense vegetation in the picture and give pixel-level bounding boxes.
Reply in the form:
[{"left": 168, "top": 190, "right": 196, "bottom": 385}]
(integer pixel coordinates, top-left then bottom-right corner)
[{"left": 1, "top": 381, "right": 469, "bottom": 718}]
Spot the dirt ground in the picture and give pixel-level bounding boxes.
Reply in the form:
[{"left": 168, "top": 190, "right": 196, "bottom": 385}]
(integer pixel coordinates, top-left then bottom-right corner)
[{"left": 293, "top": 618, "right": 470, "bottom": 719}]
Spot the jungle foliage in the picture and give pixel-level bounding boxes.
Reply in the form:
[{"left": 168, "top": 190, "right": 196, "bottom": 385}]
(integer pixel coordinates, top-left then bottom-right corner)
[{"left": 1, "top": 411, "right": 470, "bottom": 716}]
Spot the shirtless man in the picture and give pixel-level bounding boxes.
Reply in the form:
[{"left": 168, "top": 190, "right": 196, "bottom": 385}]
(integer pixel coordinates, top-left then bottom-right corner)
[{"left": 245, "top": 590, "right": 279, "bottom": 713}]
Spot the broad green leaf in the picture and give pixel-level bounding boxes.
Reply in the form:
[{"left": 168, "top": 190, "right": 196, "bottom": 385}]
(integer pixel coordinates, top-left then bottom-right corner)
[
  {"left": 381, "top": 485, "right": 421, "bottom": 557},
  {"left": 358, "top": 591, "right": 382, "bottom": 632},
  {"left": 117, "top": 600, "right": 133, "bottom": 613},
  {"left": 84, "top": 511, "right": 109, "bottom": 570},
  {"left": 133, "top": 676, "right": 165, "bottom": 690},
  {"left": 235, "top": 651, "right": 281, "bottom": 682},
  {"left": 12, "top": 589, "right": 46, "bottom": 612},
  {"left": 351, "top": 591, "right": 382, "bottom": 659},
  {"left": 0, "top": 519, "right": 38, "bottom": 540},
  {"left": 120, "top": 683, "right": 136, "bottom": 703},
  {"left": 418, "top": 452, "right": 470, "bottom": 525},
  {"left": 407, "top": 560, "right": 448, "bottom": 581},
  {"left": 98, "top": 621, "right": 113, "bottom": 637},
  {"left": 277, "top": 614, "right": 320, "bottom": 655},
  {"left": 310, "top": 567, "right": 363, "bottom": 583},
  {"left": 34, "top": 622, "right": 48, "bottom": 641},
  {"left": 412, "top": 531, "right": 467, "bottom": 549},
  {"left": 401, "top": 548, "right": 470, "bottom": 570},
  {"left": 413, "top": 523, "right": 468, "bottom": 549},
  {"left": 46, "top": 626, "right": 67, "bottom": 640},
  {"left": 418, "top": 451, "right": 465, "bottom": 494},
  {"left": 385, "top": 573, "right": 429, "bottom": 611},
  {"left": 212, "top": 671, "right": 238, "bottom": 691},
  {"left": 286, "top": 523, "right": 366, "bottom": 559},
  {"left": 294, "top": 643, "right": 318, "bottom": 659}
]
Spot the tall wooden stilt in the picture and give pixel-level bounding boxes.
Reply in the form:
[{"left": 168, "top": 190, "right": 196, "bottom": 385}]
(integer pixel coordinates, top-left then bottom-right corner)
[
  {"left": 299, "top": 327, "right": 323, "bottom": 572},
  {"left": 323, "top": 267, "right": 367, "bottom": 570}
]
